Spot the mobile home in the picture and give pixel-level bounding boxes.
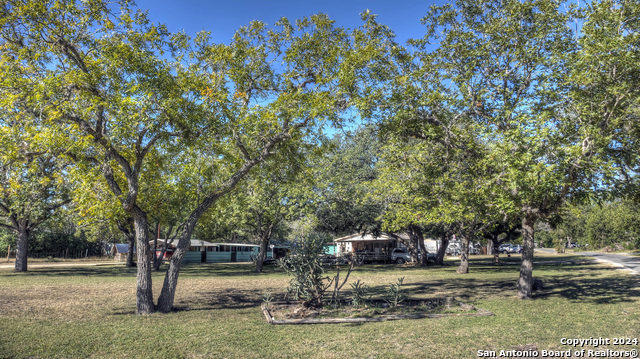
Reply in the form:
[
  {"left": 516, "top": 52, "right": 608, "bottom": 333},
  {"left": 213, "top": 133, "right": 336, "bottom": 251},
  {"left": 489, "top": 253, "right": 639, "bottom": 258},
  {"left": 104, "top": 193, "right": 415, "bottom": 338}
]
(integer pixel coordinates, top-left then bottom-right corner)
[{"left": 153, "top": 239, "right": 272, "bottom": 264}]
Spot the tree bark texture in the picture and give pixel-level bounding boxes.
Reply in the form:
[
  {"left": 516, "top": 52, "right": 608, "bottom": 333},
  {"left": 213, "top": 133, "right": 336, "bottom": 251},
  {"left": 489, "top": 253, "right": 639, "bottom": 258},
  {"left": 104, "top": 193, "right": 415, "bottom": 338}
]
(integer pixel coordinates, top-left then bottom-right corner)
[
  {"left": 456, "top": 234, "right": 469, "bottom": 274},
  {"left": 133, "top": 213, "right": 155, "bottom": 314},
  {"left": 153, "top": 242, "right": 170, "bottom": 271},
  {"left": 435, "top": 236, "right": 449, "bottom": 265},
  {"left": 517, "top": 214, "right": 536, "bottom": 299},
  {"left": 491, "top": 238, "right": 500, "bottom": 263},
  {"left": 14, "top": 227, "right": 29, "bottom": 272},
  {"left": 406, "top": 225, "right": 423, "bottom": 264},
  {"left": 126, "top": 235, "right": 135, "bottom": 268},
  {"left": 254, "top": 214, "right": 275, "bottom": 273},
  {"left": 152, "top": 237, "right": 158, "bottom": 270},
  {"left": 156, "top": 216, "right": 200, "bottom": 313},
  {"left": 418, "top": 238, "right": 429, "bottom": 266},
  {"left": 256, "top": 235, "right": 270, "bottom": 273}
]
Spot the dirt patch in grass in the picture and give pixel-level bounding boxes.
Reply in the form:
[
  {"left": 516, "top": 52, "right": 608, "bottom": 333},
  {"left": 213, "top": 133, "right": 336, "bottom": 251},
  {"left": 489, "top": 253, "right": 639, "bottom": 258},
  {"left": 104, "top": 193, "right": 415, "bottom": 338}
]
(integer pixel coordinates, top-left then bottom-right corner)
[{"left": 262, "top": 297, "right": 494, "bottom": 324}]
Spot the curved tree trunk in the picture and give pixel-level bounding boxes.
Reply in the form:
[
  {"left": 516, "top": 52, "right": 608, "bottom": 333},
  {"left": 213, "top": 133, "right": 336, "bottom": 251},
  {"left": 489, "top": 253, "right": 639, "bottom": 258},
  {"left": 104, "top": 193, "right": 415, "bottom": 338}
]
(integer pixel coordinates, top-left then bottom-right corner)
[
  {"left": 456, "top": 234, "right": 470, "bottom": 274},
  {"left": 418, "top": 237, "right": 429, "bottom": 266},
  {"left": 153, "top": 243, "right": 169, "bottom": 271},
  {"left": 435, "top": 236, "right": 449, "bottom": 265},
  {"left": 156, "top": 216, "right": 200, "bottom": 313},
  {"left": 517, "top": 214, "right": 536, "bottom": 299},
  {"left": 254, "top": 214, "right": 274, "bottom": 273},
  {"left": 14, "top": 226, "right": 29, "bottom": 272},
  {"left": 156, "top": 141, "right": 282, "bottom": 313}
]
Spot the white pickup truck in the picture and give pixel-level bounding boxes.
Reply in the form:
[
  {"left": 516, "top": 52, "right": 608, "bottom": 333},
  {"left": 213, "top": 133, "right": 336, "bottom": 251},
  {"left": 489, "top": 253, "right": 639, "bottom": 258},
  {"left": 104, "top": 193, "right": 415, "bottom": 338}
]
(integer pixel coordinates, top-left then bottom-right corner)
[{"left": 390, "top": 248, "right": 436, "bottom": 264}]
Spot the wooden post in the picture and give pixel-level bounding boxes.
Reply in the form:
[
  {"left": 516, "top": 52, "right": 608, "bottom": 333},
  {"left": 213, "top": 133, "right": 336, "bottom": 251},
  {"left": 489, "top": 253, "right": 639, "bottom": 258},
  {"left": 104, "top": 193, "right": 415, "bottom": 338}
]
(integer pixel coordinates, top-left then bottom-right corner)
[{"left": 6, "top": 245, "right": 10, "bottom": 261}]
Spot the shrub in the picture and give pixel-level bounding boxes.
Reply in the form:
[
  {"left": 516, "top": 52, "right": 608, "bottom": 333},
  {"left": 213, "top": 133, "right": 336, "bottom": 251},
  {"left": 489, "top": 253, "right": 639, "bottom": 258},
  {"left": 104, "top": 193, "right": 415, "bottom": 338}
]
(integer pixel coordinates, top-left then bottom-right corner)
[
  {"left": 279, "top": 235, "right": 332, "bottom": 307},
  {"left": 349, "top": 279, "right": 370, "bottom": 308},
  {"left": 386, "top": 277, "right": 405, "bottom": 308}
]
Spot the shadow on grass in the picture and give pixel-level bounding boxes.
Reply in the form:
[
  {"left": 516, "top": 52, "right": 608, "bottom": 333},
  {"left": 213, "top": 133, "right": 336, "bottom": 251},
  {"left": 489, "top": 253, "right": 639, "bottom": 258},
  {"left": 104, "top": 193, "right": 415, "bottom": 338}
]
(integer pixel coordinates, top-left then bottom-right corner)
[
  {"left": 177, "top": 263, "right": 285, "bottom": 277},
  {"left": 165, "top": 268, "right": 640, "bottom": 313},
  {"left": 0, "top": 262, "right": 285, "bottom": 279},
  {"left": 174, "top": 288, "right": 265, "bottom": 312},
  {"left": 0, "top": 265, "right": 139, "bottom": 278},
  {"left": 538, "top": 274, "right": 640, "bottom": 304}
]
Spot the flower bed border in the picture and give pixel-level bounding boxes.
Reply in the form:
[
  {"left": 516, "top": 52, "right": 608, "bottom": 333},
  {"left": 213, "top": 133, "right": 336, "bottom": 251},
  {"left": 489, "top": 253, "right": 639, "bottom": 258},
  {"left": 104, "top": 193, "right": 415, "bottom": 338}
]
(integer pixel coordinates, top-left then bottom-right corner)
[{"left": 261, "top": 298, "right": 495, "bottom": 325}]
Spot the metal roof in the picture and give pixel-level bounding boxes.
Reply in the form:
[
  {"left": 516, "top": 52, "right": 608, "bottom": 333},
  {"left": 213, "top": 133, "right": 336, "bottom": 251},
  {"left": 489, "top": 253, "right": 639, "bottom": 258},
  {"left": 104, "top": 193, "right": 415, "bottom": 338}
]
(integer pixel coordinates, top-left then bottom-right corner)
[{"left": 334, "top": 233, "right": 405, "bottom": 242}]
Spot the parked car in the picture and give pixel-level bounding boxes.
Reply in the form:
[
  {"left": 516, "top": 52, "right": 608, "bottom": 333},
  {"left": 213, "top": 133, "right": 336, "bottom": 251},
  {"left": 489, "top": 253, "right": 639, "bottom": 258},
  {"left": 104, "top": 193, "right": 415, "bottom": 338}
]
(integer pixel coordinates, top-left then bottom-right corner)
[
  {"left": 498, "top": 244, "right": 511, "bottom": 253},
  {"left": 446, "top": 244, "right": 461, "bottom": 256},
  {"left": 424, "top": 252, "right": 437, "bottom": 263},
  {"left": 446, "top": 243, "right": 480, "bottom": 256},
  {"left": 509, "top": 244, "right": 523, "bottom": 253},
  {"left": 390, "top": 248, "right": 436, "bottom": 264},
  {"left": 391, "top": 248, "right": 411, "bottom": 264},
  {"left": 499, "top": 244, "right": 523, "bottom": 254}
]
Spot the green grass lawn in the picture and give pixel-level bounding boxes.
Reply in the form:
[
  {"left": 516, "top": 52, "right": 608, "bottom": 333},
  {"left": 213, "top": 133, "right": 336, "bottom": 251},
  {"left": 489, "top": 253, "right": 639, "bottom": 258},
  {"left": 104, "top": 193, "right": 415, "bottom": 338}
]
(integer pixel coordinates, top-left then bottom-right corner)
[{"left": 0, "top": 254, "right": 638, "bottom": 358}]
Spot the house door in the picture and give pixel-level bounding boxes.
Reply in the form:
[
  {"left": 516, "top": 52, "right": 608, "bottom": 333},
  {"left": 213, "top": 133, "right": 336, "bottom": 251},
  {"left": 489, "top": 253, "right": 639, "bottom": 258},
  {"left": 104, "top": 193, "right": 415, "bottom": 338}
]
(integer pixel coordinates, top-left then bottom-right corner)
[
  {"left": 201, "top": 250, "right": 207, "bottom": 263},
  {"left": 230, "top": 252, "right": 237, "bottom": 262}
]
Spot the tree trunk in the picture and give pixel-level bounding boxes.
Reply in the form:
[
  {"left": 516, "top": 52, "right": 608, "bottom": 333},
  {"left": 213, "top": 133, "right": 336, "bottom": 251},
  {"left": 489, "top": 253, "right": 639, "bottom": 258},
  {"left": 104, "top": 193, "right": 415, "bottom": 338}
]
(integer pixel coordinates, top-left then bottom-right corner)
[
  {"left": 456, "top": 234, "right": 469, "bottom": 274},
  {"left": 152, "top": 222, "right": 163, "bottom": 271},
  {"left": 153, "top": 244, "right": 168, "bottom": 271},
  {"left": 152, "top": 237, "right": 158, "bottom": 270},
  {"left": 491, "top": 238, "right": 500, "bottom": 263},
  {"left": 14, "top": 227, "right": 29, "bottom": 272},
  {"left": 517, "top": 214, "right": 536, "bottom": 299},
  {"left": 435, "top": 236, "right": 449, "bottom": 265},
  {"left": 254, "top": 214, "right": 274, "bottom": 273},
  {"left": 126, "top": 234, "right": 135, "bottom": 268},
  {"left": 133, "top": 212, "right": 155, "bottom": 314},
  {"left": 406, "top": 225, "right": 423, "bottom": 264},
  {"left": 156, "top": 218, "right": 199, "bottom": 313},
  {"left": 117, "top": 217, "right": 136, "bottom": 268},
  {"left": 255, "top": 235, "right": 269, "bottom": 273},
  {"left": 156, "top": 152, "right": 273, "bottom": 313},
  {"left": 418, "top": 237, "right": 428, "bottom": 266}
]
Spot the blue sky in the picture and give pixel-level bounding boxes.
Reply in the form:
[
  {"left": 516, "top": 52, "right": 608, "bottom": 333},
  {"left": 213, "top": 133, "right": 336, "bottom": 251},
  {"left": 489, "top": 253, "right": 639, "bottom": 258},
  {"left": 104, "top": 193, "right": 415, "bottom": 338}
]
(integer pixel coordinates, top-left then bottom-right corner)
[{"left": 135, "top": 0, "right": 446, "bottom": 45}]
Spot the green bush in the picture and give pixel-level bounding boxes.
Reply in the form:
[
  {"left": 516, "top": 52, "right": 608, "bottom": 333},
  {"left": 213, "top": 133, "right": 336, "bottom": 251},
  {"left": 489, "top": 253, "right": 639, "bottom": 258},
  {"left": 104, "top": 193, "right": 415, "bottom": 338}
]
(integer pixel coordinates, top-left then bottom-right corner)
[
  {"left": 349, "top": 279, "right": 370, "bottom": 308},
  {"left": 386, "top": 277, "right": 405, "bottom": 308},
  {"left": 279, "top": 234, "right": 333, "bottom": 307}
]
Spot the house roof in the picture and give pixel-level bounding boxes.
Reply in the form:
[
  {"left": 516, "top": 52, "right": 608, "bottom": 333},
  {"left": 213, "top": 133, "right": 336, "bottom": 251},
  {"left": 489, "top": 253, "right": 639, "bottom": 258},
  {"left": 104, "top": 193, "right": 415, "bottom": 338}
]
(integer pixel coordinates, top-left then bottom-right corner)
[
  {"left": 212, "top": 243, "right": 259, "bottom": 247},
  {"left": 334, "top": 233, "right": 407, "bottom": 243},
  {"left": 113, "top": 243, "right": 135, "bottom": 254},
  {"left": 152, "top": 239, "right": 217, "bottom": 247}
]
